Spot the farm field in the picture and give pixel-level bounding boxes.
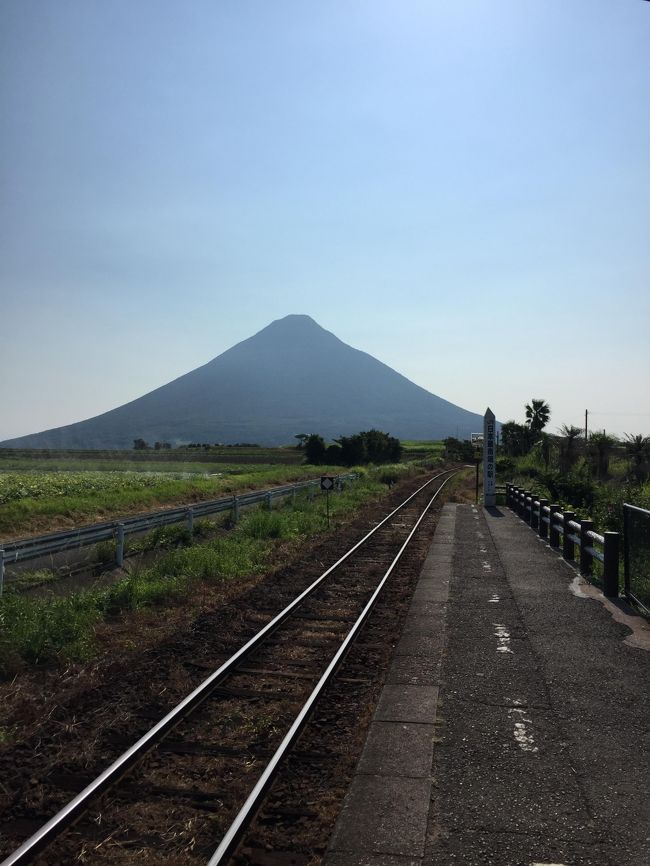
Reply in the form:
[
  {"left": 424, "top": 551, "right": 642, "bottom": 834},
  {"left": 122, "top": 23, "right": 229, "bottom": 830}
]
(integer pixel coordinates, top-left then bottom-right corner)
[
  {"left": 0, "top": 445, "right": 304, "bottom": 472},
  {"left": 0, "top": 443, "right": 444, "bottom": 539},
  {"left": 0, "top": 461, "right": 342, "bottom": 539}
]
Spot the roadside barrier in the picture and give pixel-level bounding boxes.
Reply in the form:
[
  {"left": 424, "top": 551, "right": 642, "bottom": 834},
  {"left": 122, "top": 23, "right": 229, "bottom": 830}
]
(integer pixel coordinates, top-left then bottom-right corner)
[
  {"left": 0, "top": 474, "right": 357, "bottom": 594},
  {"left": 623, "top": 503, "right": 650, "bottom": 615},
  {"left": 505, "top": 483, "right": 620, "bottom": 598}
]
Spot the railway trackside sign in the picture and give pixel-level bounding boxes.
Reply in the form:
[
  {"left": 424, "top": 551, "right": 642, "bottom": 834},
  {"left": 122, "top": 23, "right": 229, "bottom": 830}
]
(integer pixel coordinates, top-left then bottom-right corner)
[
  {"left": 320, "top": 476, "right": 335, "bottom": 491},
  {"left": 483, "top": 408, "right": 496, "bottom": 507}
]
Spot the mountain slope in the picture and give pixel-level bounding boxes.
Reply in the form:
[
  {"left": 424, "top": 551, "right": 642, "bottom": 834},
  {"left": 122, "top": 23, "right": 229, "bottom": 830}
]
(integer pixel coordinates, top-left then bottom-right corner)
[{"left": 1, "top": 315, "right": 487, "bottom": 448}]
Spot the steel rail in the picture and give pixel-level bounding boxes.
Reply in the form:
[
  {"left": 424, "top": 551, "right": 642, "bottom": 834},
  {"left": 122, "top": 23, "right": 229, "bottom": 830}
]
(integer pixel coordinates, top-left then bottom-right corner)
[
  {"left": 1, "top": 468, "right": 455, "bottom": 866},
  {"left": 208, "top": 471, "right": 456, "bottom": 865}
]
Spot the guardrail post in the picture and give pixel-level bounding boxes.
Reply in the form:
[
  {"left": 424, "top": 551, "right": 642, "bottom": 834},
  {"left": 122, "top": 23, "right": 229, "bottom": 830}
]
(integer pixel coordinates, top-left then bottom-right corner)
[
  {"left": 0, "top": 548, "right": 4, "bottom": 596},
  {"left": 562, "top": 511, "right": 575, "bottom": 561},
  {"left": 187, "top": 507, "right": 194, "bottom": 534},
  {"left": 580, "top": 519, "right": 594, "bottom": 575},
  {"left": 525, "top": 492, "right": 533, "bottom": 525},
  {"left": 530, "top": 496, "right": 538, "bottom": 529},
  {"left": 116, "top": 523, "right": 125, "bottom": 567},
  {"left": 518, "top": 489, "right": 526, "bottom": 519},
  {"left": 292, "top": 485, "right": 297, "bottom": 506},
  {"left": 549, "top": 505, "right": 562, "bottom": 548},
  {"left": 233, "top": 496, "right": 240, "bottom": 524},
  {"left": 603, "top": 532, "right": 620, "bottom": 598},
  {"left": 266, "top": 491, "right": 272, "bottom": 510},
  {"left": 538, "top": 499, "right": 549, "bottom": 538}
]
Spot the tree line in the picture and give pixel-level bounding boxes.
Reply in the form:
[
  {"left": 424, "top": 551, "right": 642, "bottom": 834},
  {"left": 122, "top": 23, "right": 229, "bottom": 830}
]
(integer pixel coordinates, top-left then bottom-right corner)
[
  {"left": 298, "top": 429, "right": 402, "bottom": 466},
  {"left": 500, "top": 399, "right": 650, "bottom": 483}
]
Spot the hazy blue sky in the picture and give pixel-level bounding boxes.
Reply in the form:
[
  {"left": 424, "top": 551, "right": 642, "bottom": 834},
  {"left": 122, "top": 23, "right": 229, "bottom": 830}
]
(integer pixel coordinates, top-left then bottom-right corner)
[{"left": 1, "top": 0, "right": 649, "bottom": 441}]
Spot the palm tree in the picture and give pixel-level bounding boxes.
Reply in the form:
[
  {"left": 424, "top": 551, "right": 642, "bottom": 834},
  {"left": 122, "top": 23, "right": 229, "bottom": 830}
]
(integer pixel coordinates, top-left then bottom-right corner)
[
  {"left": 525, "top": 399, "right": 550, "bottom": 435},
  {"left": 558, "top": 424, "right": 583, "bottom": 473},
  {"left": 623, "top": 433, "right": 650, "bottom": 482},
  {"left": 501, "top": 421, "right": 528, "bottom": 457},
  {"left": 589, "top": 431, "right": 618, "bottom": 480}
]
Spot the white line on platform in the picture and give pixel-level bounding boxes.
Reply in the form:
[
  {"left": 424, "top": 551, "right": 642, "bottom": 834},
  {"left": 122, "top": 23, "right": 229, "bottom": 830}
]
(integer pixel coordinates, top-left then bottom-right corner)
[{"left": 493, "top": 623, "right": 512, "bottom": 653}]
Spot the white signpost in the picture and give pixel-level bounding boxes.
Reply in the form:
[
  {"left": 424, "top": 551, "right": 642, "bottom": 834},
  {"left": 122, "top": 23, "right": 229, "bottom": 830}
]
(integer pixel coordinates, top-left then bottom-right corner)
[{"left": 483, "top": 408, "right": 496, "bottom": 507}]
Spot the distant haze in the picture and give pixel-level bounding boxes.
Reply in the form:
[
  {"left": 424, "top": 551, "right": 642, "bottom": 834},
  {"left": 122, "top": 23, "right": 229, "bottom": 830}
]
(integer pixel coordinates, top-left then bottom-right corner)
[{"left": 0, "top": 315, "right": 488, "bottom": 448}]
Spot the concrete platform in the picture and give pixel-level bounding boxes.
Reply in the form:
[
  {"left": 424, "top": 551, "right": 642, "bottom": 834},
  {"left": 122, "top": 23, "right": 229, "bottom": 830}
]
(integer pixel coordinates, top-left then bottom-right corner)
[{"left": 324, "top": 503, "right": 650, "bottom": 866}]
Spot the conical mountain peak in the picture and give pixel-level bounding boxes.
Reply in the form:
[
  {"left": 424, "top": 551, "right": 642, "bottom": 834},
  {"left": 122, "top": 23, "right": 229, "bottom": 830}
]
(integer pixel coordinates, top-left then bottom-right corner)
[{"left": 1, "top": 315, "right": 486, "bottom": 448}]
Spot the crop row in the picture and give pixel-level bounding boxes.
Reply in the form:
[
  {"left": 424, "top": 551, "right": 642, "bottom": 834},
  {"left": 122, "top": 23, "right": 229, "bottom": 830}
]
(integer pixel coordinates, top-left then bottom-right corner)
[{"left": 0, "top": 471, "right": 188, "bottom": 505}]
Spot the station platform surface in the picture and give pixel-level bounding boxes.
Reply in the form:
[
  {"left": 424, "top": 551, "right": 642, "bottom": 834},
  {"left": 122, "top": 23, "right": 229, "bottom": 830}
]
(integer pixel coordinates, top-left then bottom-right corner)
[{"left": 323, "top": 502, "right": 650, "bottom": 866}]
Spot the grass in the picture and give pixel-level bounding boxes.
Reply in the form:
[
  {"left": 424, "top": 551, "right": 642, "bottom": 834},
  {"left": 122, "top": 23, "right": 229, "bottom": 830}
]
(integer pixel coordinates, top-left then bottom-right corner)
[
  {"left": 0, "top": 592, "right": 101, "bottom": 670},
  {"left": 400, "top": 440, "right": 445, "bottom": 452},
  {"left": 0, "top": 465, "right": 348, "bottom": 538},
  {"left": 0, "top": 464, "right": 418, "bottom": 676},
  {"left": 0, "top": 463, "right": 423, "bottom": 675}
]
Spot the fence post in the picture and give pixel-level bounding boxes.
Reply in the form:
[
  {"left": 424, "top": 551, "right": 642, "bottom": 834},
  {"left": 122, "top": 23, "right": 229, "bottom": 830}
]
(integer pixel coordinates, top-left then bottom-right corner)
[
  {"left": 562, "top": 511, "right": 575, "bottom": 561},
  {"left": 623, "top": 506, "right": 630, "bottom": 600},
  {"left": 187, "top": 507, "right": 194, "bottom": 534},
  {"left": 538, "top": 499, "right": 549, "bottom": 538},
  {"left": 603, "top": 532, "right": 620, "bottom": 598},
  {"left": 116, "top": 523, "right": 125, "bottom": 567},
  {"left": 0, "top": 548, "right": 4, "bottom": 597},
  {"left": 580, "top": 519, "right": 594, "bottom": 575},
  {"left": 549, "top": 505, "right": 562, "bottom": 548},
  {"left": 525, "top": 492, "right": 534, "bottom": 525},
  {"left": 531, "top": 496, "right": 539, "bottom": 530},
  {"left": 233, "top": 495, "right": 240, "bottom": 524}
]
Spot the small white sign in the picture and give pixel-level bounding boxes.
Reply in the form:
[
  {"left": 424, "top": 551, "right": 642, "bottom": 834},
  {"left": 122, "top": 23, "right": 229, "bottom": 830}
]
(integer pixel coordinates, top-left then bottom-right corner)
[{"left": 483, "top": 408, "right": 496, "bottom": 507}]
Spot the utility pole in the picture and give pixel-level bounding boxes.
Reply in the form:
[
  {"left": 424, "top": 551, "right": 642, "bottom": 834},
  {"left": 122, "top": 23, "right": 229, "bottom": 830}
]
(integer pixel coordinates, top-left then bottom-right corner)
[{"left": 585, "top": 409, "right": 588, "bottom": 442}]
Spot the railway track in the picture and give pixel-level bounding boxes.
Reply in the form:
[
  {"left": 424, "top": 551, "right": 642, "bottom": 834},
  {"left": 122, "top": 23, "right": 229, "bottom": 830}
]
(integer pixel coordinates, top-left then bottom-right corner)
[{"left": 1, "top": 469, "right": 456, "bottom": 866}]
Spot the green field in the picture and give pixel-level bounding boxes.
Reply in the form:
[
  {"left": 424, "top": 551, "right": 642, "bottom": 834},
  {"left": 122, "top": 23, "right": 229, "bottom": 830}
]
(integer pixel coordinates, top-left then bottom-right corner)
[
  {"left": 0, "top": 463, "right": 425, "bottom": 673},
  {"left": 0, "top": 443, "right": 442, "bottom": 538},
  {"left": 0, "top": 464, "right": 343, "bottom": 538},
  {"left": 0, "top": 446, "right": 303, "bottom": 472}
]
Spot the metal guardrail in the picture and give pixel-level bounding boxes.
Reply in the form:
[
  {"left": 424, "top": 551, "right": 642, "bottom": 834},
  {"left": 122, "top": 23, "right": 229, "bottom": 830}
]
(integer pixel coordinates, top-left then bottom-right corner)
[
  {"left": 505, "top": 483, "right": 620, "bottom": 597},
  {"left": 623, "top": 503, "right": 650, "bottom": 615},
  {"left": 0, "top": 474, "right": 357, "bottom": 594}
]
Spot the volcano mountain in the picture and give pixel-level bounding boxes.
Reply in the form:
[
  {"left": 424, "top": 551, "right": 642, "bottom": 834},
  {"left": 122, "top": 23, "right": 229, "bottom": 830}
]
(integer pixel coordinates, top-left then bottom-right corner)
[{"left": 1, "top": 315, "right": 487, "bottom": 448}]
